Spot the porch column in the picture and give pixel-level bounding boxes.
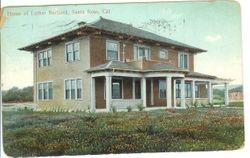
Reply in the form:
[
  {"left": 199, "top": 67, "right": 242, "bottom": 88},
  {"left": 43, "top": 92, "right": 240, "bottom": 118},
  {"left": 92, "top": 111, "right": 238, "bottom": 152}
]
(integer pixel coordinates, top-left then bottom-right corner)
[
  {"left": 224, "top": 83, "right": 229, "bottom": 105},
  {"left": 191, "top": 80, "right": 195, "bottom": 104},
  {"left": 208, "top": 81, "right": 213, "bottom": 104},
  {"left": 151, "top": 78, "right": 154, "bottom": 105},
  {"left": 132, "top": 78, "right": 135, "bottom": 99},
  {"left": 105, "top": 75, "right": 112, "bottom": 112},
  {"left": 173, "top": 79, "right": 176, "bottom": 108},
  {"left": 90, "top": 77, "right": 96, "bottom": 112},
  {"left": 141, "top": 77, "right": 147, "bottom": 107},
  {"left": 180, "top": 78, "right": 186, "bottom": 108},
  {"left": 166, "top": 77, "right": 172, "bottom": 108}
]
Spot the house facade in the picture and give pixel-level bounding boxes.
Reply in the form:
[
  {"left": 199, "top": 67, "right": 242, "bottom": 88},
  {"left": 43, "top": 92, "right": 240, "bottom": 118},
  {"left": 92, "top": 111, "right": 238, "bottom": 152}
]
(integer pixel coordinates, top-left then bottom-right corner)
[
  {"left": 229, "top": 86, "right": 243, "bottom": 101},
  {"left": 20, "top": 17, "right": 230, "bottom": 112}
]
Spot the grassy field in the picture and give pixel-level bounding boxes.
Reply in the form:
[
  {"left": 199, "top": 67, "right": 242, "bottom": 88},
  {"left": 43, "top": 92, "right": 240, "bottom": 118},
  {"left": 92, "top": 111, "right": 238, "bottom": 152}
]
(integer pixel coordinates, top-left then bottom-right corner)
[{"left": 2, "top": 108, "right": 244, "bottom": 156}]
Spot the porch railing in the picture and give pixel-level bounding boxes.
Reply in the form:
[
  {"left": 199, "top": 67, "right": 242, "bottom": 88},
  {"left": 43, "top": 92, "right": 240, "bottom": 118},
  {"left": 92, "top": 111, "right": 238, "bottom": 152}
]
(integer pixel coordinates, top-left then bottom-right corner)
[{"left": 112, "top": 99, "right": 143, "bottom": 109}]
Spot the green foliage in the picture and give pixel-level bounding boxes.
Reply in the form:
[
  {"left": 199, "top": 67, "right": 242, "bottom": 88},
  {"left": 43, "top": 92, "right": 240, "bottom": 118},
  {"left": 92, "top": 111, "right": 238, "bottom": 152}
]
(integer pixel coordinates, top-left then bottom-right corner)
[
  {"left": 111, "top": 106, "right": 117, "bottom": 113},
  {"left": 126, "top": 106, "right": 132, "bottom": 112},
  {"left": 2, "top": 108, "right": 244, "bottom": 156},
  {"left": 229, "top": 101, "right": 244, "bottom": 107},
  {"left": 2, "top": 86, "right": 33, "bottom": 103},
  {"left": 137, "top": 104, "right": 144, "bottom": 111}
]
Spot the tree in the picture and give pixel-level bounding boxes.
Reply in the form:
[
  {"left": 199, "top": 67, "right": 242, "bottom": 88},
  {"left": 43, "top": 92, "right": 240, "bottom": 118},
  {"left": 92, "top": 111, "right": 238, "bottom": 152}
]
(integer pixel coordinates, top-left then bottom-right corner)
[{"left": 2, "top": 86, "right": 33, "bottom": 103}]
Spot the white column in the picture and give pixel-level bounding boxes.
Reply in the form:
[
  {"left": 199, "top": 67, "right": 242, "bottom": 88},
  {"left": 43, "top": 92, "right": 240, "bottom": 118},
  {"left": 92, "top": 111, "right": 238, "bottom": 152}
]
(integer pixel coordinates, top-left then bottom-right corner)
[
  {"left": 224, "top": 83, "right": 229, "bottom": 105},
  {"left": 208, "top": 81, "right": 213, "bottom": 104},
  {"left": 150, "top": 78, "right": 154, "bottom": 105},
  {"left": 105, "top": 75, "right": 112, "bottom": 112},
  {"left": 191, "top": 80, "right": 195, "bottom": 104},
  {"left": 132, "top": 78, "right": 135, "bottom": 99},
  {"left": 141, "top": 77, "right": 147, "bottom": 107},
  {"left": 167, "top": 77, "right": 172, "bottom": 108},
  {"left": 173, "top": 79, "right": 176, "bottom": 108},
  {"left": 180, "top": 78, "right": 186, "bottom": 108},
  {"left": 90, "top": 77, "right": 96, "bottom": 112}
]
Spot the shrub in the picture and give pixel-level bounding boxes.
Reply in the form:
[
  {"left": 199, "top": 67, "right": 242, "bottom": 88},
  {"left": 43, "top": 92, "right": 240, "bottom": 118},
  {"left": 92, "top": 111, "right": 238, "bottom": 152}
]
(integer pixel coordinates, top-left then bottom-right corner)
[
  {"left": 137, "top": 104, "right": 144, "bottom": 111},
  {"left": 111, "top": 106, "right": 117, "bottom": 113},
  {"left": 126, "top": 106, "right": 132, "bottom": 112}
]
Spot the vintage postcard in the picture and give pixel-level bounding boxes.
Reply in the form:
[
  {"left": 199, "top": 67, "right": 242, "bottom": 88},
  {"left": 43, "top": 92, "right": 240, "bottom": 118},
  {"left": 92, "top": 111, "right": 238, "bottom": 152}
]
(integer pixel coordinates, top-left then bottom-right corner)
[{"left": 1, "top": 0, "right": 244, "bottom": 157}]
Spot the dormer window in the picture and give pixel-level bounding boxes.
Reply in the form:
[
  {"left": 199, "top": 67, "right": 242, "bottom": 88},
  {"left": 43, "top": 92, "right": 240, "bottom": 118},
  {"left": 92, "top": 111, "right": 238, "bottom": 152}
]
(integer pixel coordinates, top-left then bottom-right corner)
[
  {"left": 134, "top": 45, "right": 150, "bottom": 60},
  {"left": 38, "top": 48, "right": 52, "bottom": 68},
  {"left": 159, "top": 49, "right": 168, "bottom": 59},
  {"left": 178, "top": 52, "right": 189, "bottom": 69},
  {"left": 106, "top": 40, "right": 120, "bottom": 61}
]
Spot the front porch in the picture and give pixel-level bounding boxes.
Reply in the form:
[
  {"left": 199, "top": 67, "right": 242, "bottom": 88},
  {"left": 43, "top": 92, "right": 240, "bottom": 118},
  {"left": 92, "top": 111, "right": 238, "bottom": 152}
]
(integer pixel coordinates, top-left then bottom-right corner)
[{"left": 90, "top": 71, "right": 230, "bottom": 112}]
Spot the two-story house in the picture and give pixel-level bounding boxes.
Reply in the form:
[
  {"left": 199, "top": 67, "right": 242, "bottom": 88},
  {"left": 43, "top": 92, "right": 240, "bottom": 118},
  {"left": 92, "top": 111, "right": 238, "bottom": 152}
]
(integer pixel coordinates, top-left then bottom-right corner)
[{"left": 20, "top": 17, "right": 230, "bottom": 112}]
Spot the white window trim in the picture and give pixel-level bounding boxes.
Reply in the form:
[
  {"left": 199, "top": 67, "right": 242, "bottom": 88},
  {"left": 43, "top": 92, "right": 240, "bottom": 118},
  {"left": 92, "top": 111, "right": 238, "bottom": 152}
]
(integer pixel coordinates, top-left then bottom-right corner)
[
  {"left": 64, "top": 78, "right": 83, "bottom": 100},
  {"left": 112, "top": 78, "right": 124, "bottom": 100},
  {"left": 178, "top": 52, "right": 189, "bottom": 69},
  {"left": 106, "top": 39, "right": 120, "bottom": 61},
  {"left": 158, "top": 79, "right": 167, "bottom": 99},
  {"left": 104, "top": 78, "right": 124, "bottom": 100},
  {"left": 37, "top": 81, "right": 53, "bottom": 101},
  {"left": 133, "top": 44, "right": 151, "bottom": 61},
  {"left": 159, "top": 48, "right": 168, "bottom": 59},
  {"left": 64, "top": 40, "right": 80, "bottom": 63},
  {"left": 37, "top": 48, "right": 52, "bottom": 68}
]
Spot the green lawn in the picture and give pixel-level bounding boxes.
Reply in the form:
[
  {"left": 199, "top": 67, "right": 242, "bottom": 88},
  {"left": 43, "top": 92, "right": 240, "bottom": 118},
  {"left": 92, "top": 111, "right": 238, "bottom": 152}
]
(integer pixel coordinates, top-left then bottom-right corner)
[{"left": 2, "top": 108, "right": 244, "bottom": 156}]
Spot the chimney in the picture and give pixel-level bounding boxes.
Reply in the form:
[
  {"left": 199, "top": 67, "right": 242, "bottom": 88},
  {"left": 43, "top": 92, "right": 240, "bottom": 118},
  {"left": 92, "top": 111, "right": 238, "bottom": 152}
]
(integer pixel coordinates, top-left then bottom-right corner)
[{"left": 78, "top": 21, "right": 86, "bottom": 27}]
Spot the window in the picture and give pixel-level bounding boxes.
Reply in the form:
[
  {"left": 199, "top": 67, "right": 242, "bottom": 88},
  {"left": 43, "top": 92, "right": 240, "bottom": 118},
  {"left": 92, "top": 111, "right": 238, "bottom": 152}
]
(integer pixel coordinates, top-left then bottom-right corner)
[
  {"left": 135, "top": 80, "right": 141, "bottom": 99},
  {"left": 176, "top": 81, "right": 192, "bottom": 98},
  {"left": 178, "top": 52, "right": 188, "bottom": 69},
  {"left": 185, "top": 82, "right": 192, "bottom": 98},
  {"left": 38, "top": 82, "right": 53, "bottom": 100},
  {"left": 38, "top": 49, "right": 52, "bottom": 67},
  {"left": 176, "top": 80, "right": 181, "bottom": 98},
  {"left": 134, "top": 45, "right": 150, "bottom": 60},
  {"left": 106, "top": 40, "right": 119, "bottom": 61},
  {"left": 65, "top": 41, "right": 80, "bottom": 62},
  {"left": 112, "top": 79, "right": 122, "bottom": 99},
  {"left": 159, "top": 49, "right": 168, "bottom": 59},
  {"left": 195, "top": 85, "right": 200, "bottom": 98},
  {"left": 65, "top": 79, "right": 82, "bottom": 100},
  {"left": 159, "top": 80, "right": 166, "bottom": 99}
]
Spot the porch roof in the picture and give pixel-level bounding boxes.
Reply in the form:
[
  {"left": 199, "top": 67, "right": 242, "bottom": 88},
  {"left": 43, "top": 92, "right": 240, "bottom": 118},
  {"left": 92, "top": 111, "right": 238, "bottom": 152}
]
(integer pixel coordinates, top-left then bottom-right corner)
[
  {"left": 185, "top": 71, "right": 217, "bottom": 79},
  {"left": 86, "top": 60, "right": 187, "bottom": 73}
]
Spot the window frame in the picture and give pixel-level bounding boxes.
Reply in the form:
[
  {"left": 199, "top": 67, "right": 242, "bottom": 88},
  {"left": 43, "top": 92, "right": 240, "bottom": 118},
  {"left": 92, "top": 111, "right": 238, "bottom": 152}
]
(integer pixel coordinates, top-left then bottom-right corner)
[
  {"left": 185, "top": 82, "right": 192, "bottom": 98},
  {"left": 65, "top": 40, "right": 80, "bottom": 63},
  {"left": 178, "top": 52, "right": 189, "bottom": 69},
  {"left": 37, "top": 81, "right": 53, "bottom": 101},
  {"left": 133, "top": 44, "right": 151, "bottom": 61},
  {"left": 37, "top": 48, "right": 52, "bottom": 68},
  {"left": 64, "top": 78, "right": 82, "bottom": 100},
  {"left": 159, "top": 48, "right": 168, "bottom": 59},
  {"left": 112, "top": 79, "right": 123, "bottom": 99},
  {"left": 106, "top": 40, "right": 120, "bottom": 61},
  {"left": 159, "top": 79, "right": 167, "bottom": 99}
]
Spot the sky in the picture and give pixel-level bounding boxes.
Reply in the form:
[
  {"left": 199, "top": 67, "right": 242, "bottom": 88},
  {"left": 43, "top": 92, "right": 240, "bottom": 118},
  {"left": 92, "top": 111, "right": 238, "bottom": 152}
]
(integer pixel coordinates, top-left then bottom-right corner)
[{"left": 1, "top": 0, "right": 243, "bottom": 90}]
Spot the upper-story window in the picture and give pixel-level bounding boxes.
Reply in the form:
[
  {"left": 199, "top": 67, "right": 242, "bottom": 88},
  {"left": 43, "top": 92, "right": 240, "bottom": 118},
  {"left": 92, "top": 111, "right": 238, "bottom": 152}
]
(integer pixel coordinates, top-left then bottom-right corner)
[
  {"left": 159, "top": 49, "right": 168, "bottom": 59},
  {"left": 134, "top": 45, "right": 150, "bottom": 60},
  {"left": 38, "top": 49, "right": 52, "bottom": 68},
  {"left": 178, "top": 52, "right": 189, "bottom": 69},
  {"left": 65, "top": 41, "right": 80, "bottom": 62},
  {"left": 106, "top": 40, "right": 120, "bottom": 61}
]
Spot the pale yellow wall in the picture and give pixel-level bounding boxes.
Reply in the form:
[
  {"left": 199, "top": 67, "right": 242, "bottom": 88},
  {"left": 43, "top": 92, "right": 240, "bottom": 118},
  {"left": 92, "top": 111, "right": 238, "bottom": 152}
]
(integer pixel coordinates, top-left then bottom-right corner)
[{"left": 34, "top": 36, "right": 91, "bottom": 111}]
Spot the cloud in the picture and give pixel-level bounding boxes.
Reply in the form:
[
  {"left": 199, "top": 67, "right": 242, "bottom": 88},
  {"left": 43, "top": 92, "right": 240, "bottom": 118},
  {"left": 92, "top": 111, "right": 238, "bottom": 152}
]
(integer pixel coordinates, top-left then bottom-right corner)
[{"left": 205, "top": 35, "right": 222, "bottom": 42}]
